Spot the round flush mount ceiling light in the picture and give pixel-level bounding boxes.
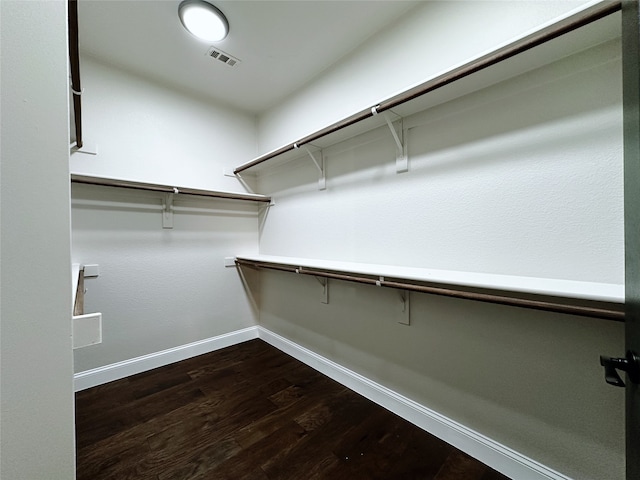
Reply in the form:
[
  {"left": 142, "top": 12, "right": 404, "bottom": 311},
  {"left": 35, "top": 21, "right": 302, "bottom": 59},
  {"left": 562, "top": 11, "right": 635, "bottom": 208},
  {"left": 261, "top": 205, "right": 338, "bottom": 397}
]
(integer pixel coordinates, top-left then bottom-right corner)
[{"left": 178, "top": 0, "right": 229, "bottom": 42}]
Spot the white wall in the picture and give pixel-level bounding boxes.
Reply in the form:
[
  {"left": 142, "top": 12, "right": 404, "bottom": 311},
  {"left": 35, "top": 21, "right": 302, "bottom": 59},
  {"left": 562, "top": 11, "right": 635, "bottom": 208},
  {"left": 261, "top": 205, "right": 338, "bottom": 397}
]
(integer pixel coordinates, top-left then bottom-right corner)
[
  {"left": 72, "top": 185, "right": 260, "bottom": 372},
  {"left": 71, "top": 57, "right": 261, "bottom": 373},
  {"left": 0, "top": 1, "right": 76, "bottom": 478},
  {"left": 253, "top": 4, "right": 624, "bottom": 480},
  {"left": 258, "top": 38, "right": 623, "bottom": 284},
  {"left": 258, "top": 0, "right": 592, "bottom": 153},
  {"left": 70, "top": 56, "right": 257, "bottom": 192}
]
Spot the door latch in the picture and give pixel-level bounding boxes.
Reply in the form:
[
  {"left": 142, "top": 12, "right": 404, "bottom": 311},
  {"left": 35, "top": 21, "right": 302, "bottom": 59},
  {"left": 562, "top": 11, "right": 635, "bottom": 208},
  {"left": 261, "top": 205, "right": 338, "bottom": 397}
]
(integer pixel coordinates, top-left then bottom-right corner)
[{"left": 600, "top": 351, "right": 640, "bottom": 387}]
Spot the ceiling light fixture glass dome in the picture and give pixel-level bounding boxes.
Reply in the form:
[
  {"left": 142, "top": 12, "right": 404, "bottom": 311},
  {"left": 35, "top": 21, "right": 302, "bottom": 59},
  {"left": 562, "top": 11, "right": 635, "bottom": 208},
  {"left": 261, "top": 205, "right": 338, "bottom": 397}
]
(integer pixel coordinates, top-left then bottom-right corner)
[{"left": 178, "top": 0, "right": 229, "bottom": 42}]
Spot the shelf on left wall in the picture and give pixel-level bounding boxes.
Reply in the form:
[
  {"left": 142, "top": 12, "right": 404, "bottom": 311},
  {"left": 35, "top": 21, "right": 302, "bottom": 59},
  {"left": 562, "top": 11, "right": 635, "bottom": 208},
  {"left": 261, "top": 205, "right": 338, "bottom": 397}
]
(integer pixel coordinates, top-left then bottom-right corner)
[
  {"left": 72, "top": 263, "right": 102, "bottom": 350},
  {"left": 70, "top": 174, "right": 272, "bottom": 203}
]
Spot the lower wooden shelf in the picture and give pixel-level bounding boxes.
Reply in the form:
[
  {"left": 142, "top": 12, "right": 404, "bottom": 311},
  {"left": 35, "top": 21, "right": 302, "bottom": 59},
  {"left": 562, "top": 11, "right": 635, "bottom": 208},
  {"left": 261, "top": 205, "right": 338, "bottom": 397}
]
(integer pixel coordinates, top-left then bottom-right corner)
[{"left": 236, "top": 254, "right": 624, "bottom": 322}]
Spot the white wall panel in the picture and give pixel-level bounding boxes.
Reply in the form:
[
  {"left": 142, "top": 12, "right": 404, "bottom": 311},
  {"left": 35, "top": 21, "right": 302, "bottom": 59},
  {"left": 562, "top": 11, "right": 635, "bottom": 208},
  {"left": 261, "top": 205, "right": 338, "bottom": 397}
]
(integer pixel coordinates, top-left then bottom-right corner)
[
  {"left": 0, "top": 1, "right": 75, "bottom": 477},
  {"left": 70, "top": 56, "right": 261, "bottom": 373},
  {"left": 72, "top": 185, "right": 260, "bottom": 373},
  {"left": 258, "top": 39, "right": 623, "bottom": 284},
  {"left": 70, "top": 56, "right": 257, "bottom": 192}
]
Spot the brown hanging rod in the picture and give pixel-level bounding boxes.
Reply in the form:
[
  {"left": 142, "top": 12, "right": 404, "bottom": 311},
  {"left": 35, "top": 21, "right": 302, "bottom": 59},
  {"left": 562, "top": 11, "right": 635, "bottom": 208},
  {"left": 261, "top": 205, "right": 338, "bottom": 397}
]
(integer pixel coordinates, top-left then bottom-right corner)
[
  {"left": 234, "top": 0, "right": 621, "bottom": 174},
  {"left": 236, "top": 258, "right": 625, "bottom": 322},
  {"left": 71, "top": 174, "right": 272, "bottom": 203},
  {"left": 68, "top": 0, "right": 83, "bottom": 148}
]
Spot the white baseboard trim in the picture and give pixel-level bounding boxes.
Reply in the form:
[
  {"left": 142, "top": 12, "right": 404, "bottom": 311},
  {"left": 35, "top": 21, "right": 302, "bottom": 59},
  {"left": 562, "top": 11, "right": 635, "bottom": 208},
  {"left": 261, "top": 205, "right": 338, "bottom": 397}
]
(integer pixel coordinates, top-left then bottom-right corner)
[
  {"left": 257, "top": 326, "right": 571, "bottom": 480},
  {"left": 73, "top": 326, "right": 259, "bottom": 391}
]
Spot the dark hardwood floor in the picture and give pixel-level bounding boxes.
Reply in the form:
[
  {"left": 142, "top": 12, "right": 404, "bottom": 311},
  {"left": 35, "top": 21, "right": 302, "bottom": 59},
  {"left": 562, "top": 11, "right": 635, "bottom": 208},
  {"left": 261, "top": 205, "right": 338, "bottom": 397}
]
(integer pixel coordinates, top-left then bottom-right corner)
[{"left": 76, "top": 339, "right": 511, "bottom": 480}]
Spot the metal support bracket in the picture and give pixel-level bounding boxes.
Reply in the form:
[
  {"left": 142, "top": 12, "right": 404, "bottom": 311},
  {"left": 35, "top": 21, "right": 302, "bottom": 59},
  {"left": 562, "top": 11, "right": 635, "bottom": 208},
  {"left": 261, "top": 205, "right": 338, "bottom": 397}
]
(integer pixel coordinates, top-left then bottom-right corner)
[
  {"left": 372, "top": 106, "right": 408, "bottom": 173},
  {"left": 70, "top": 140, "right": 98, "bottom": 155},
  {"left": 295, "top": 143, "right": 326, "bottom": 190},
  {"left": 162, "top": 193, "right": 174, "bottom": 229},
  {"left": 385, "top": 113, "right": 408, "bottom": 174},
  {"left": 399, "top": 290, "right": 410, "bottom": 325},
  {"left": 315, "top": 276, "right": 329, "bottom": 304}
]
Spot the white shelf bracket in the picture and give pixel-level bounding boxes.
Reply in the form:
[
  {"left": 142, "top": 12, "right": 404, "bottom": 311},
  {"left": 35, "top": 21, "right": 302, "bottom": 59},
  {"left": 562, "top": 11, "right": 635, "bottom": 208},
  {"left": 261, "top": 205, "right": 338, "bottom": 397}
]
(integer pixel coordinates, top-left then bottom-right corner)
[
  {"left": 399, "top": 290, "right": 410, "bottom": 326},
  {"left": 373, "top": 106, "right": 408, "bottom": 173},
  {"left": 70, "top": 140, "right": 98, "bottom": 155},
  {"left": 385, "top": 114, "right": 408, "bottom": 174},
  {"left": 162, "top": 193, "right": 174, "bottom": 229},
  {"left": 315, "top": 276, "right": 329, "bottom": 304},
  {"left": 295, "top": 143, "right": 326, "bottom": 190}
]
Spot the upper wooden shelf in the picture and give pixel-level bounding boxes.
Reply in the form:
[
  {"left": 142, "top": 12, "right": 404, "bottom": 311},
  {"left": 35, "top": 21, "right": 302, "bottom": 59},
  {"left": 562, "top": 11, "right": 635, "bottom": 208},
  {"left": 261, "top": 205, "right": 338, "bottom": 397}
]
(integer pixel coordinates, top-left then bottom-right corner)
[
  {"left": 70, "top": 174, "right": 272, "bottom": 203},
  {"left": 234, "top": 1, "right": 621, "bottom": 175}
]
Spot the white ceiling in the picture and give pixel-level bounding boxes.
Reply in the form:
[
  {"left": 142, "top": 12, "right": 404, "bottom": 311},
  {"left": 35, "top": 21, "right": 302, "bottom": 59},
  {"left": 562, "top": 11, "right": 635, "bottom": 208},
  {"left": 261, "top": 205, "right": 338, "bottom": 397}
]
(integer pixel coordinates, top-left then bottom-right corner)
[{"left": 78, "top": 0, "right": 421, "bottom": 114}]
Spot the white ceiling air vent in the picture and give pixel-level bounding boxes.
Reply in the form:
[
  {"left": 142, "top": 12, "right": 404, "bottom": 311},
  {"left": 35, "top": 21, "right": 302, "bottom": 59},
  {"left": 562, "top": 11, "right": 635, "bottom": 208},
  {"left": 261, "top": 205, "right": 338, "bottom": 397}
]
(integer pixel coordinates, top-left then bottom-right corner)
[{"left": 206, "top": 47, "right": 241, "bottom": 67}]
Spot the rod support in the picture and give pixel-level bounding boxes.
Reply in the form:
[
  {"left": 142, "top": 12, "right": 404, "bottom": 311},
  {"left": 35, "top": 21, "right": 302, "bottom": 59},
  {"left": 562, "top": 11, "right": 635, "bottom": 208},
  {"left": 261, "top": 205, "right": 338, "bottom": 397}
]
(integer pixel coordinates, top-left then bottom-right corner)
[
  {"left": 399, "top": 290, "right": 410, "bottom": 325},
  {"left": 295, "top": 143, "right": 326, "bottom": 190},
  {"left": 162, "top": 193, "right": 174, "bottom": 229},
  {"left": 315, "top": 276, "right": 329, "bottom": 304},
  {"left": 382, "top": 112, "right": 408, "bottom": 173}
]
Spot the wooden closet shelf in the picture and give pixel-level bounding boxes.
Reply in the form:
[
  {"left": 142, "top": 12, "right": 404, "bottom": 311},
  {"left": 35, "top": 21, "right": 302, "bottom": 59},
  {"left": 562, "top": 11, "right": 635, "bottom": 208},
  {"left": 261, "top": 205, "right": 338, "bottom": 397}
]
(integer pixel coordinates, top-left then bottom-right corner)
[
  {"left": 234, "top": 1, "right": 621, "bottom": 174},
  {"left": 236, "top": 255, "right": 625, "bottom": 322},
  {"left": 70, "top": 174, "right": 272, "bottom": 203}
]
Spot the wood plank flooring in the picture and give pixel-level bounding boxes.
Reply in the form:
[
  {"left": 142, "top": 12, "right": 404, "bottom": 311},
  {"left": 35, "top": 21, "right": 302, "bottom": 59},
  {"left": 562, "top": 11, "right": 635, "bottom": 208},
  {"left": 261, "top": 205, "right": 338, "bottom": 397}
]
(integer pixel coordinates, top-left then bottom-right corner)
[{"left": 76, "top": 339, "right": 512, "bottom": 480}]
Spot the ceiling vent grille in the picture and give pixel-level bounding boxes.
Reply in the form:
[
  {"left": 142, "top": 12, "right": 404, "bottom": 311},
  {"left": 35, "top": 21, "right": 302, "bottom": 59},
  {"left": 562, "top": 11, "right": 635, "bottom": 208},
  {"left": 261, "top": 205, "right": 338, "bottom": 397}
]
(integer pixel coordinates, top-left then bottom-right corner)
[{"left": 206, "top": 47, "right": 240, "bottom": 67}]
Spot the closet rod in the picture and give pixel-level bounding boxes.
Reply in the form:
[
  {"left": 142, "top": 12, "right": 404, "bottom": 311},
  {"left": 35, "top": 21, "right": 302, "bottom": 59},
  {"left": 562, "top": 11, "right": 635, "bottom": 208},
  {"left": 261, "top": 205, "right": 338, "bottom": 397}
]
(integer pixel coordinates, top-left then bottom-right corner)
[
  {"left": 71, "top": 174, "right": 272, "bottom": 203},
  {"left": 68, "top": 0, "right": 83, "bottom": 149},
  {"left": 377, "top": 1, "right": 621, "bottom": 112},
  {"left": 234, "top": 0, "right": 621, "bottom": 174},
  {"left": 236, "top": 259, "right": 625, "bottom": 322}
]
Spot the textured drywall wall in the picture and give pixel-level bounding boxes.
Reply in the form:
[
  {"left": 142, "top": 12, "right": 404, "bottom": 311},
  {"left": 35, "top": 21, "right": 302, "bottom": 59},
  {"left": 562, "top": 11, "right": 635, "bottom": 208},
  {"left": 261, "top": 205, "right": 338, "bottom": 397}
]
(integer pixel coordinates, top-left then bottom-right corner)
[
  {"left": 70, "top": 57, "right": 261, "bottom": 373},
  {"left": 71, "top": 184, "right": 260, "bottom": 373},
  {"left": 70, "top": 55, "right": 257, "bottom": 192},
  {"left": 254, "top": 35, "right": 624, "bottom": 480},
  {"left": 259, "top": 39, "right": 623, "bottom": 284},
  {"left": 0, "top": 1, "right": 76, "bottom": 478}
]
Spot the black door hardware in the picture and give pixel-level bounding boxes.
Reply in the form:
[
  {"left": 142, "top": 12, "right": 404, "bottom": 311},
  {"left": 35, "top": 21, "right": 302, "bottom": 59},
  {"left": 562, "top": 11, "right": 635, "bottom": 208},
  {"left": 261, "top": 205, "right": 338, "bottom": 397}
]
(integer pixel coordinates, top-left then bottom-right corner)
[{"left": 600, "top": 351, "right": 640, "bottom": 387}]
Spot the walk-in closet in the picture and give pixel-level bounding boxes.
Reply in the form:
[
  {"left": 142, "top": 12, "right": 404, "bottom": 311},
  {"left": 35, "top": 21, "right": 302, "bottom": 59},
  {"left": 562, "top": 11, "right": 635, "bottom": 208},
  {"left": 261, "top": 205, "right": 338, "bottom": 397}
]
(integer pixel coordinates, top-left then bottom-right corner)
[{"left": 2, "top": 1, "right": 639, "bottom": 479}]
